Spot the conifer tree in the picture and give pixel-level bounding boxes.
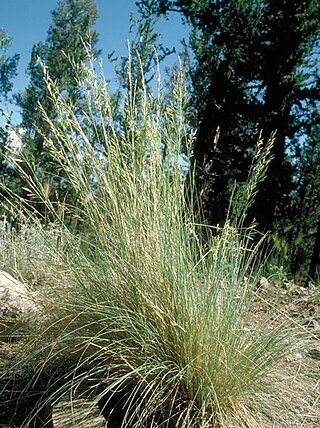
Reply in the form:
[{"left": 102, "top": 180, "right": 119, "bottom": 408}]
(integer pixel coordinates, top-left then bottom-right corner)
[
  {"left": 0, "top": 28, "right": 19, "bottom": 104},
  {"left": 17, "top": 0, "right": 100, "bottom": 205},
  {"left": 0, "top": 28, "right": 19, "bottom": 202},
  {"left": 156, "top": 0, "right": 320, "bottom": 234}
]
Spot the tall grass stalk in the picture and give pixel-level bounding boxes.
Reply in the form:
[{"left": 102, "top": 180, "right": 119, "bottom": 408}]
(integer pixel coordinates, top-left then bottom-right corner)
[{"left": 2, "top": 56, "right": 291, "bottom": 427}]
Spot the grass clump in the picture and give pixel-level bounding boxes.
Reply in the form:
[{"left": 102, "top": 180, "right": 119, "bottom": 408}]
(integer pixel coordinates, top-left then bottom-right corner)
[{"left": 1, "top": 57, "right": 292, "bottom": 427}]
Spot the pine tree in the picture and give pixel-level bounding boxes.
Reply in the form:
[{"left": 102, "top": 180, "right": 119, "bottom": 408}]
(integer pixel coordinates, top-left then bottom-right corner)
[
  {"left": 289, "top": 120, "right": 320, "bottom": 281},
  {"left": 0, "top": 28, "right": 19, "bottom": 103},
  {"left": 253, "top": 0, "right": 320, "bottom": 232},
  {"left": 0, "top": 28, "right": 19, "bottom": 203},
  {"left": 17, "top": 0, "right": 100, "bottom": 205},
  {"left": 156, "top": 1, "right": 320, "bottom": 233},
  {"left": 116, "top": 0, "right": 175, "bottom": 93}
]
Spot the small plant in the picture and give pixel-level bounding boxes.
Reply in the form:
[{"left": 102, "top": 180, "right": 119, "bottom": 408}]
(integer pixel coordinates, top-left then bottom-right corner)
[
  {"left": 0, "top": 214, "right": 66, "bottom": 286},
  {"left": 2, "top": 55, "right": 292, "bottom": 427}
]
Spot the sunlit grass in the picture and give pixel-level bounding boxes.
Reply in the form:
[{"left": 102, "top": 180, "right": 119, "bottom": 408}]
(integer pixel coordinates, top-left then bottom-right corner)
[{"left": 1, "top": 56, "right": 292, "bottom": 427}]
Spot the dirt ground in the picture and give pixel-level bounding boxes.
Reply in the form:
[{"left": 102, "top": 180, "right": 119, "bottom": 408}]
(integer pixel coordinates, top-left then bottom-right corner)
[{"left": 248, "top": 277, "right": 320, "bottom": 428}]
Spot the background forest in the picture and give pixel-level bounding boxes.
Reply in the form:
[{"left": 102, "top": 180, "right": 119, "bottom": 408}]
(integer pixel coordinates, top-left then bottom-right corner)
[{"left": 1, "top": 0, "right": 319, "bottom": 284}]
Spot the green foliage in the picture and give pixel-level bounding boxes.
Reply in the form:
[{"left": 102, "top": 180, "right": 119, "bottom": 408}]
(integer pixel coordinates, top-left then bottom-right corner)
[
  {"left": 114, "top": 0, "right": 175, "bottom": 93},
  {"left": 16, "top": 0, "right": 100, "bottom": 208},
  {"left": 0, "top": 29, "right": 20, "bottom": 205},
  {"left": 0, "top": 28, "right": 19, "bottom": 102},
  {"left": 289, "top": 121, "right": 320, "bottom": 282},
  {"left": 154, "top": 0, "right": 320, "bottom": 280},
  {"left": 0, "top": 215, "right": 64, "bottom": 286}
]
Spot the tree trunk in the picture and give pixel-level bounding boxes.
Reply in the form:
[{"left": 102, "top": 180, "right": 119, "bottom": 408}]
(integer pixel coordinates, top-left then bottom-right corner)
[
  {"left": 308, "top": 216, "right": 320, "bottom": 281},
  {"left": 188, "top": 61, "right": 232, "bottom": 224},
  {"left": 252, "top": 1, "right": 305, "bottom": 232}
]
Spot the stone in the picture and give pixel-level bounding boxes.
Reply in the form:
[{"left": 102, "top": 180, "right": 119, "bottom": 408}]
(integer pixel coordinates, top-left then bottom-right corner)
[
  {"left": 259, "top": 276, "right": 269, "bottom": 288},
  {"left": 0, "top": 270, "right": 39, "bottom": 320}
]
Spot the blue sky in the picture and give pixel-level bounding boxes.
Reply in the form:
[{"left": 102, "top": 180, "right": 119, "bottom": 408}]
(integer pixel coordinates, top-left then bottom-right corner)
[{"left": 1, "top": 0, "right": 188, "bottom": 122}]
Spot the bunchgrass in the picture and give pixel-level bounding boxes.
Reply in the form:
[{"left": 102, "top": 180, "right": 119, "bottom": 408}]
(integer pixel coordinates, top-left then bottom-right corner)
[{"left": 1, "top": 56, "right": 292, "bottom": 427}]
